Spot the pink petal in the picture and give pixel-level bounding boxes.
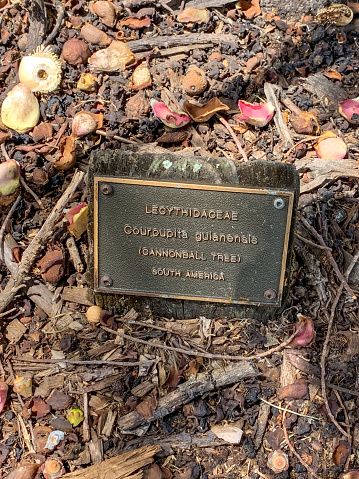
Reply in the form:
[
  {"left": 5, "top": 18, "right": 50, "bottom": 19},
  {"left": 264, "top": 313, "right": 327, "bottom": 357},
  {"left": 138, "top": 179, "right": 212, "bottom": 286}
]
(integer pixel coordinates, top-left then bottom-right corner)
[
  {"left": 237, "top": 100, "right": 275, "bottom": 127},
  {"left": 0, "top": 159, "right": 21, "bottom": 196},
  {"left": 150, "top": 99, "right": 191, "bottom": 128},
  {"left": 289, "top": 314, "right": 315, "bottom": 348},
  {"left": 314, "top": 131, "right": 347, "bottom": 160},
  {"left": 65, "top": 203, "right": 87, "bottom": 225},
  {"left": 0, "top": 381, "right": 8, "bottom": 413},
  {"left": 339, "top": 98, "right": 359, "bottom": 124}
]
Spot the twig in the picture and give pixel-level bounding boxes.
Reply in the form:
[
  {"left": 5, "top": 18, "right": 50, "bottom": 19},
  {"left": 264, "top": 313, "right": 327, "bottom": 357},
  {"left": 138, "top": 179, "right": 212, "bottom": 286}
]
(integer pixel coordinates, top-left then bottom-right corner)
[
  {"left": 216, "top": 115, "right": 248, "bottom": 162},
  {"left": 44, "top": 0, "right": 65, "bottom": 46},
  {"left": 0, "top": 307, "right": 17, "bottom": 318},
  {"left": 264, "top": 82, "right": 293, "bottom": 150},
  {"left": 96, "top": 130, "right": 141, "bottom": 145},
  {"left": 295, "top": 233, "right": 332, "bottom": 251},
  {"left": 20, "top": 178, "right": 44, "bottom": 209},
  {"left": 101, "top": 321, "right": 303, "bottom": 362},
  {"left": 333, "top": 389, "right": 352, "bottom": 472},
  {"left": 12, "top": 357, "right": 147, "bottom": 367},
  {"left": 259, "top": 398, "right": 319, "bottom": 421},
  {"left": 82, "top": 392, "right": 91, "bottom": 442},
  {"left": 299, "top": 214, "right": 356, "bottom": 299},
  {"left": 282, "top": 404, "right": 322, "bottom": 479},
  {"left": 0, "top": 195, "right": 21, "bottom": 249},
  {"left": 284, "top": 137, "right": 318, "bottom": 159},
  {"left": 0, "top": 170, "right": 85, "bottom": 314},
  {"left": 320, "top": 247, "right": 359, "bottom": 439}
]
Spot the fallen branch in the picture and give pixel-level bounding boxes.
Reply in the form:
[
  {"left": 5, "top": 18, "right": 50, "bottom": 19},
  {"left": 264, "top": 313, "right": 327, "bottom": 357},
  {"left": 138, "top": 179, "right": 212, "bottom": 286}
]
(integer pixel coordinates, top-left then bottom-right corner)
[
  {"left": 13, "top": 357, "right": 150, "bottom": 368},
  {"left": 216, "top": 114, "right": 248, "bottom": 162},
  {"left": 0, "top": 170, "right": 85, "bottom": 314},
  {"left": 117, "top": 361, "right": 257, "bottom": 434},
  {"left": 264, "top": 83, "right": 293, "bottom": 150},
  {"left": 62, "top": 444, "right": 161, "bottom": 479}
]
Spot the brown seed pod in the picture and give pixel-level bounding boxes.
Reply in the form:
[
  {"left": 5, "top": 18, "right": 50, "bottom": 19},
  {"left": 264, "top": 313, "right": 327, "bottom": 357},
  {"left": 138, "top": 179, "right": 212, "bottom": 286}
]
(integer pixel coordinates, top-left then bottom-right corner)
[
  {"left": 182, "top": 65, "right": 207, "bottom": 95},
  {"left": 317, "top": 4, "right": 353, "bottom": 26},
  {"left": 7, "top": 463, "right": 39, "bottom": 479},
  {"left": 129, "top": 62, "right": 152, "bottom": 89},
  {"left": 81, "top": 24, "right": 111, "bottom": 46},
  {"left": 90, "top": 1, "right": 117, "bottom": 27},
  {"left": 13, "top": 376, "right": 32, "bottom": 398},
  {"left": 62, "top": 38, "right": 91, "bottom": 65}
]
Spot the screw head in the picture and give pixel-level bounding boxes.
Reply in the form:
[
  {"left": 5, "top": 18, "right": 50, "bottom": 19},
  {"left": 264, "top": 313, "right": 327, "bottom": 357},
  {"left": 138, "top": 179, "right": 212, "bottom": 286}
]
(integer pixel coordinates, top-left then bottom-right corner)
[
  {"left": 100, "top": 183, "right": 113, "bottom": 195},
  {"left": 264, "top": 289, "right": 277, "bottom": 300},
  {"left": 100, "top": 275, "right": 113, "bottom": 287},
  {"left": 274, "top": 198, "right": 285, "bottom": 209}
]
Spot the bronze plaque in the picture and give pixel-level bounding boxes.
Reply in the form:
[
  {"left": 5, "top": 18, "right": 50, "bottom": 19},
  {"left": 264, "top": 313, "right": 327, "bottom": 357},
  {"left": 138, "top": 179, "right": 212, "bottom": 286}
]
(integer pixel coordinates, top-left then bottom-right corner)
[{"left": 94, "top": 178, "right": 294, "bottom": 306}]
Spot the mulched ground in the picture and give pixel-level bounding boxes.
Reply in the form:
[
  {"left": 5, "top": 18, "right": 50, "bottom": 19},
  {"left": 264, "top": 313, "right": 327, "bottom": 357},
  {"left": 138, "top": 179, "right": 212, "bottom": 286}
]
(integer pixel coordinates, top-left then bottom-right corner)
[{"left": 0, "top": 1, "right": 359, "bottom": 478}]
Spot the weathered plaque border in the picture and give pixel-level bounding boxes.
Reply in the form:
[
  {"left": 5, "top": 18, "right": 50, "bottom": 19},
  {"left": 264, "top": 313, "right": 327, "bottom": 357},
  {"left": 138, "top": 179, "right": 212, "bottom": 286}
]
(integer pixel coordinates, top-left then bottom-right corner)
[
  {"left": 93, "top": 177, "right": 294, "bottom": 306},
  {"left": 88, "top": 150, "right": 300, "bottom": 319}
]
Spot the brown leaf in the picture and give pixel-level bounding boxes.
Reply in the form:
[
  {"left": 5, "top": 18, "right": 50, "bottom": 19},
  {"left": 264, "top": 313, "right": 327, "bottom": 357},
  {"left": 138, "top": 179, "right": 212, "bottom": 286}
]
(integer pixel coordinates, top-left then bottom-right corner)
[
  {"left": 162, "top": 367, "right": 183, "bottom": 390},
  {"left": 47, "top": 390, "right": 73, "bottom": 411},
  {"left": 38, "top": 246, "right": 64, "bottom": 284},
  {"left": 120, "top": 16, "right": 151, "bottom": 29},
  {"left": 31, "top": 397, "right": 51, "bottom": 418},
  {"left": 32, "top": 122, "right": 53, "bottom": 143},
  {"left": 54, "top": 135, "right": 76, "bottom": 170},
  {"left": 237, "top": 0, "right": 261, "bottom": 19},
  {"left": 332, "top": 440, "right": 351, "bottom": 466},
  {"left": 183, "top": 98, "right": 229, "bottom": 122},
  {"left": 136, "top": 390, "right": 157, "bottom": 419},
  {"left": 156, "top": 131, "right": 188, "bottom": 144},
  {"left": 278, "top": 378, "right": 309, "bottom": 400},
  {"left": 290, "top": 112, "right": 319, "bottom": 135},
  {"left": 144, "top": 463, "right": 164, "bottom": 479},
  {"left": 125, "top": 91, "right": 150, "bottom": 120}
]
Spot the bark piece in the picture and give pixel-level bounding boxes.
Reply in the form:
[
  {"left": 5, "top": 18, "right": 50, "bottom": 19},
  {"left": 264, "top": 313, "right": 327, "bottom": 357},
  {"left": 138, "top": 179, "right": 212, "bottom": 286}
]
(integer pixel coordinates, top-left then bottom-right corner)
[
  {"left": 301, "top": 73, "right": 347, "bottom": 110},
  {"left": 62, "top": 444, "right": 161, "bottom": 479},
  {"left": 118, "top": 361, "right": 257, "bottom": 435}
]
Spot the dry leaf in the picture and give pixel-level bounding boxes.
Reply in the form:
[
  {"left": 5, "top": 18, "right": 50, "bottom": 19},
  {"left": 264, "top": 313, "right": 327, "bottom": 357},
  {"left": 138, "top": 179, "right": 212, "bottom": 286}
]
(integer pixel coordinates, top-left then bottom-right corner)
[
  {"left": 38, "top": 246, "right": 64, "bottom": 283},
  {"left": 89, "top": 41, "right": 136, "bottom": 72},
  {"left": 290, "top": 112, "right": 319, "bottom": 135},
  {"left": 120, "top": 16, "right": 151, "bottom": 29},
  {"left": 156, "top": 131, "right": 188, "bottom": 144},
  {"left": 183, "top": 98, "right": 229, "bottom": 122},
  {"left": 32, "top": 122, "right": 53, "bottom": 142},
  {"left": 332, "top": 441, "right": 351, "bottom": 466},
  {"left": 125, "top": 90, "right": 150, "bottom": 119},
  {"left": 136, "top": 391, "right": 158, "bottom": 419},
  {"left": 54, "top": 135, "right": 76, "bottom": 170},
  {"left": 211, "top": 424, "right": 243, "bottom": 444},
  {"left": 162, "top": 367, "right": 183, "bottom": 390},
  {"left": 236, "top": 0, "right": 261, "bottom": 19},
  {"left": 278, "top": 378, "right": 309, "bottom": 400}
]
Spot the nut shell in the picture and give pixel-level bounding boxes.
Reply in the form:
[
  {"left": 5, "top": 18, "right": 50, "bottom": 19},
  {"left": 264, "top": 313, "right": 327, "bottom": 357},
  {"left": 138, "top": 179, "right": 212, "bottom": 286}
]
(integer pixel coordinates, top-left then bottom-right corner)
[
  {"left": 62, "top": 38, "right": 90, "bottom": 65},
  {"left": 13, "top": 376, "right": 32, "bottom": 398},
  {"left": 129, "top": 62, "right": 151, "bottom": 89},
  {"left": 1, "top": 84, "right": 40, "bottom": 133},
  {"left": 182, "top": 66, "right": 207, "bottom": 95},
  {"left": 86, "top": 305, "right": 102, "bottom": 324},
  {"left": 90, "top": 1, "right": 116, "bottom": 27},
  {"left": 89, "top": 41, "right": 135, "bottom": 72},
  {"left": 317, "top": 4, "right": 353, "bottom": 26},
  {"left": 81, "top": 24, "right": 111, "bottom": 46}
]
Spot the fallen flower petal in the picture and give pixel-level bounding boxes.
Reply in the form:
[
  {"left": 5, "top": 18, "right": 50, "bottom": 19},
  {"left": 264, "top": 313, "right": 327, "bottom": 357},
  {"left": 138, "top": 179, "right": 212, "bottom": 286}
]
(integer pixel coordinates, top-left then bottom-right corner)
[
  {"left": 0, "top": 381, "right": 8, "bottom": 413},
  {"left": 0, "top": 159, "right": 20, "bottom": 196},
  {"left": 151, "top": 99, "right": 191, "bottom": 128},
  {"left": 339, "top": 98, "right": 359, "bottom": 124},
  {"left": 65, "top": 203, "right": 87, "bottom": 225},
  {"left": 67, "top": 204, "right": 88, "bottom": 239},
  {"left": 237, "top": 100, "right": 275, "bottom": 127},
  {"left": 267, "top": 450, "right": 289, "bottom": 473},
  {"left": 314, "top": 131, "right": 347, "bottom": 159},
  {"left": 289, "top": 313, "right": 316, "bottom": 348},
  {"left": 177, "top": 7, "right": 210, "bottom": 23},
  {"left": 67, "top": 408, "right": 84, "bottom": 427}
]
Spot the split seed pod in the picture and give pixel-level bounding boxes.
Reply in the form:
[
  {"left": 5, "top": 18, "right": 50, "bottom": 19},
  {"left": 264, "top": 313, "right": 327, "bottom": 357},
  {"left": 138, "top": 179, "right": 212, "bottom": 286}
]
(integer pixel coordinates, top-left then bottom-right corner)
[
  {"left": 267, "top": 450, "right": 289, "bottom": 474},
  {"left": 18, "top": 45, "right": 61, "bottom": 93},
  {"left": 1, "top": 84, "right": 40, "bottom": 133},
  {"left": 182, "top": 66, "right": 207, "bottom": 95},
  {"left": 86, "top": 305, "right": 102, "bottom": 324},
  {"left": 317, "top": 4, "right": 353, "bottom": 26},
  {"left": 89, "top": 41, "right": 136, "bottom": 72},
  {"left": 129, "top": 62, "right": 152, "bottom": 89},
  {"left": 77, "top": 72, "right": 98, "bottom": 92},
  {"left": 0, "top": 160, "right": 20, "bottom": 196},
  {"left": 13, "top": 376, "right": 32, "bottom": 398}
]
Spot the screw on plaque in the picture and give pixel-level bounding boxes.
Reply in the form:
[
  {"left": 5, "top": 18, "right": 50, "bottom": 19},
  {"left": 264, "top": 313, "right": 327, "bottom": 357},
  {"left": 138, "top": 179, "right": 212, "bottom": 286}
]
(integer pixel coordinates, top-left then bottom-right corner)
[
  {"left": 273, "top": 198, "right": 285, "bottom": 209},
  {"left": 100, "top": 183, "right": 113, "bottom": 195},
  {"left": 264, "top": 289, "right": 277, "bottom": 300},
  {"left": 100, "top": 275, "right": 113, "bottom": 287}
]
